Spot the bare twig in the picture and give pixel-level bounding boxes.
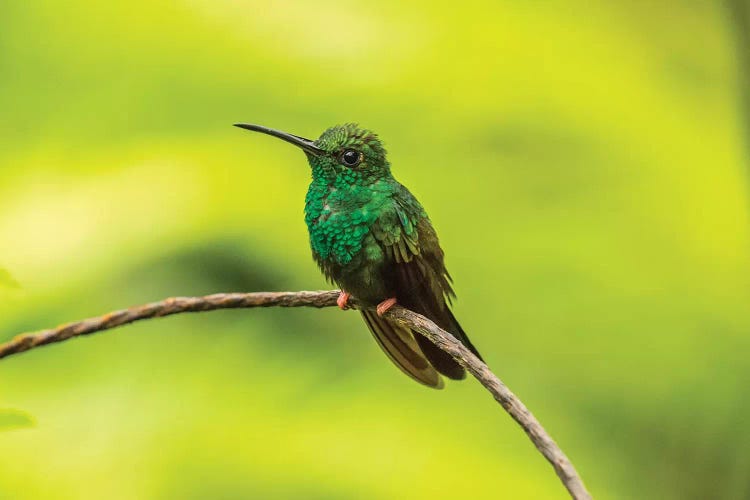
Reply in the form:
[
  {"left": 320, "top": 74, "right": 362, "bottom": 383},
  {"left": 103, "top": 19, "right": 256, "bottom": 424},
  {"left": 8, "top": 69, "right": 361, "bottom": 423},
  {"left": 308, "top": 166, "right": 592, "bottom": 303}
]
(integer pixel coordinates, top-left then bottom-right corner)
[{"left": 0, "top": 290, "right": 592, "bottom": 499}]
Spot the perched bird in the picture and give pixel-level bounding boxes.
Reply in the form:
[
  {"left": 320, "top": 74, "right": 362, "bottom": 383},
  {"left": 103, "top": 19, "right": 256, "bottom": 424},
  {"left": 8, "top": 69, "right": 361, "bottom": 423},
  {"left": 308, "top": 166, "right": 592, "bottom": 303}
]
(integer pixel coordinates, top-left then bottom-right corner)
[{"left": 235, "top": 123, "right": 482, "bottom": 388}]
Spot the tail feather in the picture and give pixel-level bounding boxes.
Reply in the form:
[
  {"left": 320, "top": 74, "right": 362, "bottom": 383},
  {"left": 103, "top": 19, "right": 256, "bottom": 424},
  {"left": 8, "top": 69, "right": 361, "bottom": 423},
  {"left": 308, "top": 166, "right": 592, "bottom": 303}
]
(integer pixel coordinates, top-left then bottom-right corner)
[
  {"left": 393, "top": 260, "right": 483, "bottom": 379},
  {"left": 360, "top": 310, "right": 444, "bottom": 389},
  {"left": 445, "top": 307, "right": 483, "bottom": 362},
  {"left": 409, "top": 303, "right": 481, "bottom": 380},
  {"left": 413, "top": 333, "right": 465, "bottom": 380},
  {"left": 398, "top": 289, "right": 482, "bottom": 380}
]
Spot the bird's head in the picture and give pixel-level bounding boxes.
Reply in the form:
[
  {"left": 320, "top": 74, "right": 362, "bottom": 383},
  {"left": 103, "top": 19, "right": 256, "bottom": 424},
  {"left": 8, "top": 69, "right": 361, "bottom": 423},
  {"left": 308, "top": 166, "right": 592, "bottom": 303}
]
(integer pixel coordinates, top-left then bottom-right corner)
[{"left": 234, "top": 122, "right": 391, "bottom": 184}]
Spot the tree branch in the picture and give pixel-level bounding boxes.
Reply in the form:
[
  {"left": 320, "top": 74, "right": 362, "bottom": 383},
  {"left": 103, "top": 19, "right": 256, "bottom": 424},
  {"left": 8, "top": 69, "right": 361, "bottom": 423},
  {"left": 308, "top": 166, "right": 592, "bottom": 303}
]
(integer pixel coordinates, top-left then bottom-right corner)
[{"left": 0, "top": 290, "right": 592, "bottom": 499}]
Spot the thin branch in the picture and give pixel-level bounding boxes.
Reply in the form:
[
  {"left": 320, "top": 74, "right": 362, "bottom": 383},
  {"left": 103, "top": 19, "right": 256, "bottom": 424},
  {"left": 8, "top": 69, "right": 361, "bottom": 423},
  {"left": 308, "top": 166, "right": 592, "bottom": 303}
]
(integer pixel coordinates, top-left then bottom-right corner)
[
  {"left": 0, "top": 291, "right": 340, "bottom": 359},
  {"left": 0, "top": 290, "right": 592, "bottom": 500}
]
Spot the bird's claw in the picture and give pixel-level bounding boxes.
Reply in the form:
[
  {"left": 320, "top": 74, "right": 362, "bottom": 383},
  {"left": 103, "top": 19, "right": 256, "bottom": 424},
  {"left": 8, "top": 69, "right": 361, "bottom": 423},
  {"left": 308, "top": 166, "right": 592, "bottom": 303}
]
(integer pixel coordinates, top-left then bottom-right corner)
[
  {"left": 376, "top": 297, "right": 397, "bottom": 317},
  {"left": 337, "top": 291, "right": 351, "bottom": 310}
]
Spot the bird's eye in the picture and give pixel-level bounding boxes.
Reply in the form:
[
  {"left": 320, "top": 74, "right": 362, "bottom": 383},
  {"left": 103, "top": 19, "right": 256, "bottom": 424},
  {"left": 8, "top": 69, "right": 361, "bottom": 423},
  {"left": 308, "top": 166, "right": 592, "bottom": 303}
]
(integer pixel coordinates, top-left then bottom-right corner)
[{"left": 340, "top": 149, "right": 362, "bottom": 167}]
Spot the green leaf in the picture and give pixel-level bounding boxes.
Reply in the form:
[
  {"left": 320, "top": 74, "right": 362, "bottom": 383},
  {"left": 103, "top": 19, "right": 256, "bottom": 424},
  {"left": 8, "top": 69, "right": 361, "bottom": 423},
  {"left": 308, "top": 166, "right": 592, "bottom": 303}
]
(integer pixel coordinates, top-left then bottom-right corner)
[
  {"left": 0, "top": 409, "right": 35, "bottom": 431},
  {"left": 0, "top": 268, "right": 20, "bottom": 289}
]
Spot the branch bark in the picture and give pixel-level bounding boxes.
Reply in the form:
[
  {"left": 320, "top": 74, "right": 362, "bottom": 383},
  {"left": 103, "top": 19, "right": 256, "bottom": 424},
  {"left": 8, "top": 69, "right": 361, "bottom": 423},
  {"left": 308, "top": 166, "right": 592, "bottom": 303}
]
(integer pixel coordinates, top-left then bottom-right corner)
[{"left": 0, "top": 290, "right": 592, "bottom": 499}]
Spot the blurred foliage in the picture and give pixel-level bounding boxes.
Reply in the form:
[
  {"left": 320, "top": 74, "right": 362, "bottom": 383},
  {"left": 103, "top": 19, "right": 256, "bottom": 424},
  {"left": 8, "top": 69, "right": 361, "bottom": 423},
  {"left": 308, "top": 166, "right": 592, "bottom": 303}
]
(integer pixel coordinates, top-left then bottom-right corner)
[
  {"left": 1, "top": 0, "right": 749, "bottom": 499},
  {"left": 0, "top": 268, "right": 20, "bottom": 289},
  {"left": 0, "top": 409, "right": 35, "bottom": 432}
]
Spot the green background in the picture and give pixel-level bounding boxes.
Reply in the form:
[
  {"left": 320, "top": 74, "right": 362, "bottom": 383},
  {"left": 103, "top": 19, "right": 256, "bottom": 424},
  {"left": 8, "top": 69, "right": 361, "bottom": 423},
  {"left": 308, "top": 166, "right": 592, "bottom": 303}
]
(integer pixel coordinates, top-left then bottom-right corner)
[{"left": 1, "top": 1, "right": 749, "bottom": 498}]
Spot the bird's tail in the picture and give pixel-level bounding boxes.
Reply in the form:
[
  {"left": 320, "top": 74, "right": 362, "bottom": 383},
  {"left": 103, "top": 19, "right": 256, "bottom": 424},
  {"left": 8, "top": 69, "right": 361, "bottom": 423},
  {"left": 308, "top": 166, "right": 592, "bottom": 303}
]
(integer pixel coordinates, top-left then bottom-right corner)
[
  {"left": 412, "top": 305, "right": 482, "bottom": 380},
  {"left": 360, "top": 310, "right": 444, "bottom": 388},
  {"left": 361, "top": 304, "right": 482, "bottom": 387}
]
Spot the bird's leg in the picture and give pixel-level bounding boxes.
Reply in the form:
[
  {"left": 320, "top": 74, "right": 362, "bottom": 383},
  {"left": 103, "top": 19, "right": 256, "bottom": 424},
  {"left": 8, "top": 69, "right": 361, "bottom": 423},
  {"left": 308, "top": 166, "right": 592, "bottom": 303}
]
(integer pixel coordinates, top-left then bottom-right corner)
[
  {"left": 376, "top": 297, "right": 398, "bottom": 317},
  {"left": 337, "top": 291, "right": 351, "bottom": 310}
]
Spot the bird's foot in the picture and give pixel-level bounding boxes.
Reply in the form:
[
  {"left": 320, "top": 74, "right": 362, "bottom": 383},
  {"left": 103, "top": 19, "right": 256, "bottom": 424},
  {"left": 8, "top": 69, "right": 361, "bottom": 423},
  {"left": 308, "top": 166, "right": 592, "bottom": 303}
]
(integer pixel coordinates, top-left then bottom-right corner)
[
  {"left": 337, "top": 291, "right": 351, "bottom": 310},
  {"left": 376, "top": 297, "right": 398, "bottom": 317}
]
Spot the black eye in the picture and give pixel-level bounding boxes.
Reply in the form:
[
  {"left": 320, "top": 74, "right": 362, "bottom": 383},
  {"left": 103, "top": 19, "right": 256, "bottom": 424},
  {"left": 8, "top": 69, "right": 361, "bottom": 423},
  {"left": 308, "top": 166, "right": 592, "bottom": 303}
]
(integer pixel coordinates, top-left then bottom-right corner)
[{"left": 340, "top": 149, "right": 361, "bottom": 167}]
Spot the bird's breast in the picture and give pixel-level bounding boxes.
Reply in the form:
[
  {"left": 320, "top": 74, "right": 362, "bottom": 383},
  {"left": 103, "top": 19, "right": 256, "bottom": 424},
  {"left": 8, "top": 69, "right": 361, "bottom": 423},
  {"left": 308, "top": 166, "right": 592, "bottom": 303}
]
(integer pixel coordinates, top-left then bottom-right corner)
[{"left": 304, "top": 185, "right": 384, "bottom": 267}]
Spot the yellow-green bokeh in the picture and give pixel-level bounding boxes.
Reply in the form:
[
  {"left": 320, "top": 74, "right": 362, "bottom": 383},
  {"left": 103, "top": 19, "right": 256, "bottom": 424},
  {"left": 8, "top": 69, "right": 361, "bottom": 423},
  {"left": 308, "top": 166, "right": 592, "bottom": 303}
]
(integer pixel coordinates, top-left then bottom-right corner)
[{"left": 1, "top": 1, "right": 749, "bottom": 498}]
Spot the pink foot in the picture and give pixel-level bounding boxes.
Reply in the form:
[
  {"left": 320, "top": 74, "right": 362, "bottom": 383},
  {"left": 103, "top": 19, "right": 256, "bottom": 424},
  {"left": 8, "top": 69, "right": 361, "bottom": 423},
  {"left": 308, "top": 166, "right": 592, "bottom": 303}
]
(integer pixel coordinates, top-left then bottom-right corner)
[
  {"left": 376, "top": 297, "right": 398, "bottom": 317},
  {"left": 337, "top": 291, "right": 351, "bottom": 310}
]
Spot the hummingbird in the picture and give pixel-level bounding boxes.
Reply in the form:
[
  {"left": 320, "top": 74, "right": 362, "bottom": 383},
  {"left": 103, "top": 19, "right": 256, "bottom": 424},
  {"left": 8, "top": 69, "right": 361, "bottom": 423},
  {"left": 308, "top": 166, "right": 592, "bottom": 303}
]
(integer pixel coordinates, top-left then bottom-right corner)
[{"left": 235, "top": 122, "right": 482, "bottom": 388}]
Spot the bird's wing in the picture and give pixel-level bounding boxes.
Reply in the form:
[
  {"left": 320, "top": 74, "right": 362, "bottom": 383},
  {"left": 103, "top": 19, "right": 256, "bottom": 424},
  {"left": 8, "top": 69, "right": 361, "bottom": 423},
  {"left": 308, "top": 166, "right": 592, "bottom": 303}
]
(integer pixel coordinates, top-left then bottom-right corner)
[
  {"left": 371, "top": 199, "right": 455, "bottom": 301},
  {"left": 368, "top": 190, "right": 482, "bottom": 380}
]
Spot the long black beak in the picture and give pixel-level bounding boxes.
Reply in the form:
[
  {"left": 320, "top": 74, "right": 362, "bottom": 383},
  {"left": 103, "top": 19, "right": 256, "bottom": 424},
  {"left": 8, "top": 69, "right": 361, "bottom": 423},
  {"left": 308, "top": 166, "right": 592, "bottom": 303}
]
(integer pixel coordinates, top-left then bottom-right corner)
[{"left": 233, "top": 123, "right": 324, "bottom": 156}]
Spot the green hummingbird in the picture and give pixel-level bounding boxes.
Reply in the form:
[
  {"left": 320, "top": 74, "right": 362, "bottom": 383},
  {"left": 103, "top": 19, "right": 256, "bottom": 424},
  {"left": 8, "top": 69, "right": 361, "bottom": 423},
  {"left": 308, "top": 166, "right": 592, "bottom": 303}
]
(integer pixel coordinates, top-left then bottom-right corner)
[{"left": 235, "top": 122, "right": 482, "bottom": 388}]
